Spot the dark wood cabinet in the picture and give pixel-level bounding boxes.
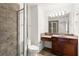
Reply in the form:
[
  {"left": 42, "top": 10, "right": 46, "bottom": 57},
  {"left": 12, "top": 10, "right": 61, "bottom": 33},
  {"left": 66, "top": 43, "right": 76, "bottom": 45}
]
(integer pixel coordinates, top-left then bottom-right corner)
[
  {"left": 52, "top": 38, "right": 64, "bottom": 55},
  {"left": 63, "top": 39, "right": 78, "bottom": 56},
  {"left": 41, "top": 36, "right": 78, "bottom": 56},
  {"left": 41, "top": 37, "right": 52, "bottom": 41},
  {"left": 52, "top": 37, "right": 78, "bottom": 56}
]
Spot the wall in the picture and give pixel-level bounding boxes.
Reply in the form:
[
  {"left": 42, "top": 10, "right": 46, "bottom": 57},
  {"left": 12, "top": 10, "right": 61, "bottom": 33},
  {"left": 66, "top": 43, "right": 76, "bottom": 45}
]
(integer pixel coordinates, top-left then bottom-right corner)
[
  {"left": 27, "top": 4, "right": 48, "bottom": 51},
  {"left": 31, "top": 5, "right": 38, "bottom": 45},
  {"left": 38, "top": 5, "right": 46, "bottom": 50},
  {"left": 0, "top": 4, "right": 19, "bottom": 56},
  {"left": 28, "top": 4, "right": 38, "bottom": 46}
]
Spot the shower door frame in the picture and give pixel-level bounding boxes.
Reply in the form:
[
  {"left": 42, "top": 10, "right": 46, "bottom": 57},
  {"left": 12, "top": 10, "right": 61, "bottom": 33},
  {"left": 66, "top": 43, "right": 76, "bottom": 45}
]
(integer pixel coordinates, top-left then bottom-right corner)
[{"left": 17, "top": 3, "right": 28, "bottom": 56}]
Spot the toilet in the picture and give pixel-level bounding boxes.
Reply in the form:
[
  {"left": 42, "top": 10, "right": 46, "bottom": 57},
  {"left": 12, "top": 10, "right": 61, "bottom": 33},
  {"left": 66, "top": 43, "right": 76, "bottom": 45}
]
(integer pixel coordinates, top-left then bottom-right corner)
[{"left": 28, "top": 39, "right": 39, "bottom": 56}]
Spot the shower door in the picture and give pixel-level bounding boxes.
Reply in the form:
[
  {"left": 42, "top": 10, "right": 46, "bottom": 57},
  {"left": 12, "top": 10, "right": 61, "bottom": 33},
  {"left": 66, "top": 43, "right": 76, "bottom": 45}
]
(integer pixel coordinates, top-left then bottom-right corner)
[{"left": 18, "top": 4, "right": 28, "bottom": 56}]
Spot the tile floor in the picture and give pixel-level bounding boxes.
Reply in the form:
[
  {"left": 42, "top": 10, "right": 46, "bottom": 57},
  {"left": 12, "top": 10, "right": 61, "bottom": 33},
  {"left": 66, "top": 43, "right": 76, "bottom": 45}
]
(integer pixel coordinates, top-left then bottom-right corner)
[{"left": 28, "top": 48, "right": 56, "bottom": 56}]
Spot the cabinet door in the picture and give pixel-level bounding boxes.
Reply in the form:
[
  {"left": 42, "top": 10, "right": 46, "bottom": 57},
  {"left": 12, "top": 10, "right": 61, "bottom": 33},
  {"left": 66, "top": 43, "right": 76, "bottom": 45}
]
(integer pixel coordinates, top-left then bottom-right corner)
[
  {"left": 63, "top": 39, "right": 78, "bottom": 56},
  {"left": 52, "top": 38, "right": 64, "bottom": 55}
]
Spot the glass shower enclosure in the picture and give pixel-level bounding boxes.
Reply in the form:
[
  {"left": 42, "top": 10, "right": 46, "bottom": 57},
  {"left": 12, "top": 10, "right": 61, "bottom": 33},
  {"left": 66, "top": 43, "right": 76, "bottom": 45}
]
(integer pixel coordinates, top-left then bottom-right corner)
[{"left": 17, "top": 3, "right": 28, "bottom": 56}]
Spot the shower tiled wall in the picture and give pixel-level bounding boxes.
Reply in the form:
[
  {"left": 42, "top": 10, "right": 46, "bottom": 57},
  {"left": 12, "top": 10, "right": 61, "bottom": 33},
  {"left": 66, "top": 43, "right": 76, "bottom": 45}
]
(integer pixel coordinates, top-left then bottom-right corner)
[{"left": 0, "top": 4, "right": 19, "bottom": 56}]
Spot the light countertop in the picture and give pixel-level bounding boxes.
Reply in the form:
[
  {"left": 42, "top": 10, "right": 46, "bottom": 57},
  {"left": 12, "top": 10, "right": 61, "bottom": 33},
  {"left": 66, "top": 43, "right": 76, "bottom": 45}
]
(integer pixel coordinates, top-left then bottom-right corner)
[{"left": 41, "top": 33, "right": 78, "bottom": 39}]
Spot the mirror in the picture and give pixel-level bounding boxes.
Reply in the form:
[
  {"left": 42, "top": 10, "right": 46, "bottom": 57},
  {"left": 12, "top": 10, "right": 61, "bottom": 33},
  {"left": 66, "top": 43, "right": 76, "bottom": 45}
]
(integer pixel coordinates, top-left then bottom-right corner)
[{"left": 48, "top": 14, "right": 69, "bottom": 34}]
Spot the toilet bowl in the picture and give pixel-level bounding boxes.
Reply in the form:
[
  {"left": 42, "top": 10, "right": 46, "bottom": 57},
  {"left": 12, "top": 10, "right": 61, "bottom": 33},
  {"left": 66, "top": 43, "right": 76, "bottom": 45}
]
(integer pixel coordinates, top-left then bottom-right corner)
[{"left": 28, "top": 40, "right": 39, "bottom": 56}]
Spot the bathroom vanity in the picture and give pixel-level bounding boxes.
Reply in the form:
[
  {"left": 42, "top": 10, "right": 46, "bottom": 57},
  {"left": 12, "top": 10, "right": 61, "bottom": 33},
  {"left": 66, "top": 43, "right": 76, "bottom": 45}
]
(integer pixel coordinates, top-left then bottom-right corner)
[{"left": 41, "top": 33, "right": 78, "bottom": 56}]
